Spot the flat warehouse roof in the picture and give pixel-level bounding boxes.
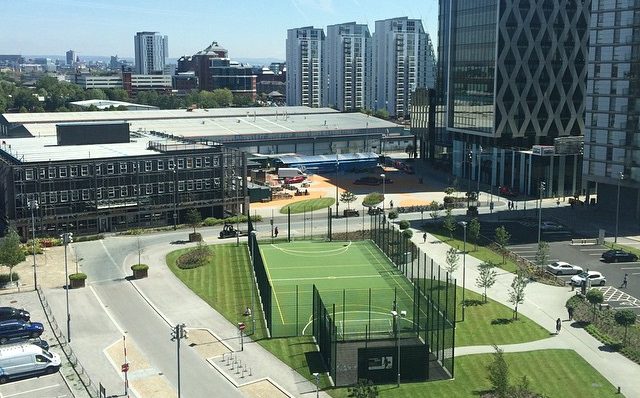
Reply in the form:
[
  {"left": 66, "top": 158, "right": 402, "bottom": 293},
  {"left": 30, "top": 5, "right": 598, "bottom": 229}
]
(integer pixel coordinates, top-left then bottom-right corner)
[
  {"left": 0, "top": 133, "right": 209, "bottom": 163},
  {"left": 5, "top": 110, "right": 400, "bottom": 140}
]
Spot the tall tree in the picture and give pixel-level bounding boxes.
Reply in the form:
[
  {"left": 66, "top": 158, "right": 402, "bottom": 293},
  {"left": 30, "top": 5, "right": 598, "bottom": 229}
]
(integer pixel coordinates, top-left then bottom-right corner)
[
  {"left": 534, "top": 241, "right": 550, "bottom": 269},
  {"left": 494, "top": 226, "right": 511, "bottom": 264},
  {"left": 476, "top": 261, "right": 498, "bottom": 303},
  {"left": 442, "top": 208, "right": 456, "bottom": 239},
  {"left": 586, "top": 289, "right": 604, "bottom": 322},
  {"left": 468, "top": 218, "right": 481, "bottom": 251},
  {"left": 444, "top": 247, "right": 460, "bottom": 279},
  {"left": 0, "top": 228, "right": 26, "bottom": 285},
  {"left": 428, "top": 201, "right": 441, "bottom": 220},
  {"left": 614, "top": 309, "right": 636, "bottom": 345},
  {"left": 185, "top": 208, "right": 202, "bottom": 234},
  {"left": 487, "top": 345, "right": 510, "bottom": 398},
  {"left": 340, "top": 191, "right": 357, "bottom": 210},
  {"left": 508, "top": 272, "right": 528, "bottom": 320}
]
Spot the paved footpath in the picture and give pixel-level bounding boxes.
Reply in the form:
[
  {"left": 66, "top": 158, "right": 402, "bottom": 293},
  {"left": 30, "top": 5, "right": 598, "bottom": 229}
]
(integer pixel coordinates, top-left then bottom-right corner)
[
  {"left": 409, "top": 227, "right": 640, "bottom": 397},
  {"left": 125, "top": 235, "right": 331, "bottom": 398}
]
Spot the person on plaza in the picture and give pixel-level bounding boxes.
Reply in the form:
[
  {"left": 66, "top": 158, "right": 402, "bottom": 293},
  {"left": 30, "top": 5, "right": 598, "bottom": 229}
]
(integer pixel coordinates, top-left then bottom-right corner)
[
  {"left": 567, "top": 306, "right": 574, "bottom": 321},
  {"left": 274, "top": 226, "right": 279, "bottom": 237},
  {"left": 621, "top": 273, "right": 628, "bottom": 289},
  {"left": 243, "top": 306, "right": 252, "bottom": 316},
  {"left": 556, "top": 318, "right": 562, "bottom": 334},
  {"left": 423, "top": 232, "right": 427, "bottom": 243},
  {"left": 389, "top": 200, "right": 394, "bottom": 209}
]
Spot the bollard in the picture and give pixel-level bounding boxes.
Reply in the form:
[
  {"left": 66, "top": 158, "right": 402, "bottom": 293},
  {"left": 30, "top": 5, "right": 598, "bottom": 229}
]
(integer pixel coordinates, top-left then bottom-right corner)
[
  {"left": 249, "top": 367, "right": 252, "bottom": 376},
  {"left": 241, "top": 368, "right": 246, "bottom": 378},
  {"left": 617, "top": 386, "right": 621, "bottom": 394},
  {"left": 222, "top": 353, "right": 226, "bottom": 362}
]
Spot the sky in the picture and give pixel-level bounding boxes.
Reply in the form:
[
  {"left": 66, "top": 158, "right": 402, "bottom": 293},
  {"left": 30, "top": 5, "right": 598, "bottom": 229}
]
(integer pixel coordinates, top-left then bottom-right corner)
[{"left": 1, "top": 0, "right": 439, "bottom": 62}]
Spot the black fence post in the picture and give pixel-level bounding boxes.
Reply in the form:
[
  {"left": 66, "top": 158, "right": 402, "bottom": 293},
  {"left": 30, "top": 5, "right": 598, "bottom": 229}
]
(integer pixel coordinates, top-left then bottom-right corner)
[{"left": 287, "top": 207, "right": 291, "bottom": 242}]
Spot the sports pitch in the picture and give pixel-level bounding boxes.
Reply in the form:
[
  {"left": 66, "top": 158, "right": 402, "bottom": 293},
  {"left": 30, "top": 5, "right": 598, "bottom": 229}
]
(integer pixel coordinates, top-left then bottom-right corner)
[{"left": 259, "top": 240, "right": 425, "bottom": 338}]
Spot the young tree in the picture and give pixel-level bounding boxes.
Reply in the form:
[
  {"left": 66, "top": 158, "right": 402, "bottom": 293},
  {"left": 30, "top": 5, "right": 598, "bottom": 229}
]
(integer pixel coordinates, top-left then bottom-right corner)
[
  {"left": 586, "top": 289, "right": 604, "bottom": 322},
  {"left": 508, "top": 272, "right": 528, "bottom": 320},
  {"left": 0, "top": 228, "right": 26, "bottom": 285},
  {"left": 388, "top": 209, "right": 399, "bottom": 220},
  {"left": 136, "top": 237, "right": 143, "bottom": 266},
  {"left": 487, "top": 345, "right": 509, "bottom": 398},
  {"left": 443, "top": 208, "right": 456, "bottom": 239},
  {"left": 494, "top": 226, "right": 511, "bottom": 264},
  {"left": 340, "top": 191, "right": 357, "bottom": 210},
  {"left": 534, "top": 241, "right": 550, "bottom": 269},
  {"left": 444, "top": 247, "right": 460, "bottom": 279},
  {"left": 614, "top": 309, "right": 637, "bottom": 344},
  {"left": 347, "top": 379, "right": 379, "bottom": 398},
  {"left": 185, "top": 208, "right": 202, "bottom": 234},
  {"left": 476, "top": 261, "right": 498, "bottom": 303},
  {"left": 468, "top": 218, "right": 481, "bottom": 251},
  {"left": 428, "top": 201, "right": 441, "bottom": 220}
]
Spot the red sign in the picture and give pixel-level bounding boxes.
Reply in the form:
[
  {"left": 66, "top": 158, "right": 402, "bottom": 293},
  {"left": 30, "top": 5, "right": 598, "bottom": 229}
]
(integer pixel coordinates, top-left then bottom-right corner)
[
  {"left": 121, "top": 363, "right": 129, "bottom": 373},
  {"left": 238, "top": 323, "right": 246, "bottom": 331}
]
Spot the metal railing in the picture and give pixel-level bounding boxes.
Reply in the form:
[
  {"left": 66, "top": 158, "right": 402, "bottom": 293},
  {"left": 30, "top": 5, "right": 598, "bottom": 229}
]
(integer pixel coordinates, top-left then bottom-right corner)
[{"left": 37, "top": 287, "right": 99, "bottom": 398}]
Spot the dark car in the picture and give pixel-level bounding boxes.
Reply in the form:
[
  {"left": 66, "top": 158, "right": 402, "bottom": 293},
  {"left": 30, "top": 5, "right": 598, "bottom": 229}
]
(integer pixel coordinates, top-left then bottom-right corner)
[
  {"left": 499, "top": 186, "right": 518, "bottom": 197},
  {"left": 601, "top": 249, "right": 638, "bottom": 263},
  {"left": 0, "top": 307, "right": 30, "bottom": 323},
  {"left": 0, "top": 320, "right": 44, "bottom": 344},
  {"left": 354, "top": 176, "right": 381, "bottom": 186},
  {"left": 367, "top": 207, "right": 384, "bottom": 215}
]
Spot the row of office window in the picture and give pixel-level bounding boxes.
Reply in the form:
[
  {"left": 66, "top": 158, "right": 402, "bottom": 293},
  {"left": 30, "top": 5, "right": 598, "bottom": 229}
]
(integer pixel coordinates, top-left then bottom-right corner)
[
  {"left": 20, "top": 156, "right": 224, "bottom": 181},
  {"left": 18, "top": 178, "right": 222, "bottom": 205}
]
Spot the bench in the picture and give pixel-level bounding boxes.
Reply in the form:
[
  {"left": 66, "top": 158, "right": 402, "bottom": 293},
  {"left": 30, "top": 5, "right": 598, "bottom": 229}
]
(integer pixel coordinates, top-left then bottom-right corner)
[{"left": 570, "top": 238, "right": 598, "bottom": 245}]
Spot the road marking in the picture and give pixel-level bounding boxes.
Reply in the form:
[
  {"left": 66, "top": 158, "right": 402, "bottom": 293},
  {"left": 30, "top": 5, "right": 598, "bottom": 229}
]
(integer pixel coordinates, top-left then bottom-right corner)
[
  {"left": 621, "top": 267, "right": 640, "bottom": 270},
  {"left": 3, "top": 383, "right": 60, "bottom": 397},
  {"left": 90, "top": 285, "right": 125, "bottom": 335},
  {"left": 579, "top": 248, "right": 604, "bottom": 252},
  {"left": 588, "top": 253, "right": 602, "bottom": 256}
]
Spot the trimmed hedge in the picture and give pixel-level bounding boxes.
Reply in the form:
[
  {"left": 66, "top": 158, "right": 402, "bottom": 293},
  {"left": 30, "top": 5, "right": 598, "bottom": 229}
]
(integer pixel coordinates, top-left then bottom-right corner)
[
  {"left": 131, "top": 263, "right": 149, "bottom": 271},
  {"left": 69, "top": 272, "right": 87, "bottom": 281},
  {"left": 203, "top": 214, "right": 262, "bottom": 227},
  {"left": 0, "top": 273, "right": 20, "bottom": 284}
]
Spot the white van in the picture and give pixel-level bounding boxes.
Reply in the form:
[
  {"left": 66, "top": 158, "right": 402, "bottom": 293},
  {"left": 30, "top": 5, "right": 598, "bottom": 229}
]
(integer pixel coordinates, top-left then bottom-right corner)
[
  {"left": 277, "top": 167, "right": 306, "bottom": 179},
  {"left": 0, "top": 343, "right": 61, "bottom": 383}
]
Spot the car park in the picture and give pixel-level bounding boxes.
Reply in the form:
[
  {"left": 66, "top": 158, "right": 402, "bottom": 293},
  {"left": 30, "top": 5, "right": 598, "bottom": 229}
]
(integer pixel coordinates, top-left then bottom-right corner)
[
  {"left": 0, "top": 321, "right": 44, "bottom": 344},
  {"left": 0, "top": 343, "right": 60, "bottom": 383},
  {"left": 546, "top": 261, "right": 583, "bottom": 275},
  {"left": 353, "top": 176, "right": 393, "bottom": 186},
  {"left": 571, "top": 271, "right": 606, "bottom": 286},
  {"left": 601, "top": 249, "right": 638, "bottom": 263},
  {"left": 0, "top": 308, "right": 30, "bottom": 323}
]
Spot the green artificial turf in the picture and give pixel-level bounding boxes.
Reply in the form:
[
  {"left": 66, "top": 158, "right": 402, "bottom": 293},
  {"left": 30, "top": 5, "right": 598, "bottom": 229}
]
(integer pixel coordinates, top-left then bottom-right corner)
[
  {"left": 328, "top": 350, "right": 618, "bottom": 398},
  {"left": 280, "top": 198, "right": 335, "bottom": 214}
]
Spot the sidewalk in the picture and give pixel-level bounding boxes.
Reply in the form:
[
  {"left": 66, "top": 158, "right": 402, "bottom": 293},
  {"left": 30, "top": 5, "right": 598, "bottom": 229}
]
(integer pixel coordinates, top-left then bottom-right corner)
[
  {"left": 127, "top": 238, "right": 331, "bottom": 398},
  {"left": 408, "top": 227, "right": 640, "bottom": 397}
]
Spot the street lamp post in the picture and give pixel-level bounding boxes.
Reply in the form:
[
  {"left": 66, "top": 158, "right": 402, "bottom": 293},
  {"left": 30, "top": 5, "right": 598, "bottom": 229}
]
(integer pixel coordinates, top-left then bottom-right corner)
[
  {"left": 172, "top": 167, "right": 178, "bottom": 230},
  {"left": 537, "top": 181, "right": 546, "bottom": 246},
  {"left": 459, "top": 221, "right": 467, "bottom": 321},
  {"left": 615, "top": 172, "right": 624, "bottom": 244},
  {"left": 249, "top": 230, "right": 257, "bottom": 333},
  {"left": 60, "top": 232, "right": 73, "bottom": 342},
  {"left": 381, "top": 173, "right": 386, "bottom": 213},
  {"left": 171, "top": 323, "right": 188, "bottom": 398},
  {"left": 390, "top": 309, "right": 405, "bottom": 387},
  {"left": 477, "top": 146, "right": 482, "bottom": 199},
  {"left": 236, "top": 176, "right": 243, "bottom": 246},
  {"left": 28, "top": 200, "right": 39, "bottom": 290},
  {"left": 467, "top": 151, "right": 473, "bottom": 207}
]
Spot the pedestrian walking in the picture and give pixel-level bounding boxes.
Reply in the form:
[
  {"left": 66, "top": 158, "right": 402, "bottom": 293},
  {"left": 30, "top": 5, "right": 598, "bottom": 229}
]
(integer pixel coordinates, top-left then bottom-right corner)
[
  {"left": 567, "top": 306, "right": 574, "bottom": 321},
  {"left": 556, "top": 318, "right": 562, "bottom": 334},
  {"left": 390, "top": 200, "right": 394, "bottom": 209},
  {"left": 621, "top": 273, "right": 628, "bottom": 289},
  {"left": 515, "top": 203, "right": 518, "bottom": 210},
  {"left": 274, "top": 226, "right": 279, "bottom": 237},
  {"left": 423, "top": 232, "right": 427, "bottom": 243}
]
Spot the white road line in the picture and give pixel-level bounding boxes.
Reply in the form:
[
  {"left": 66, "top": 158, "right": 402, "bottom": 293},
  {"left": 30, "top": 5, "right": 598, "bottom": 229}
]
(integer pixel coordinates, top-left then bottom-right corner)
[
  {"left": 588, "top": 253, "right": 602, "bottom": 256},
  {"left": 579, "top": 248, "right": 604, "bottom": 251},
  {"left": 3, "top": 383, "right": 59, "bottom": 397},
  {"left": 621, "top": 267, "right": 640, "bottom": 270},
  {"left": 89, "top": 285, "right": 125, "bottom": 335},
  {"left": 514, "top": 250, "right": 537, "bottom": 254}
]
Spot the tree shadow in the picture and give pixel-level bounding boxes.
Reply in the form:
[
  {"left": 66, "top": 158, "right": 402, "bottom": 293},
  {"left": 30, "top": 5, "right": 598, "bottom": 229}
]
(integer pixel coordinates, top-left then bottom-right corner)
[
  {"left": 491, "top": 318, "right": 514, "bottom": 325},
  {"left": 463, "top": 299, "right": 486, "bottom": 307}
]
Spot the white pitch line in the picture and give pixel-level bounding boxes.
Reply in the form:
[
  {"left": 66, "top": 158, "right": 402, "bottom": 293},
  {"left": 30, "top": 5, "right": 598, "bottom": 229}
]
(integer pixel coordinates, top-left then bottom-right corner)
[{"left": 272, "top": 275, "right": 381, "bottom": 282}]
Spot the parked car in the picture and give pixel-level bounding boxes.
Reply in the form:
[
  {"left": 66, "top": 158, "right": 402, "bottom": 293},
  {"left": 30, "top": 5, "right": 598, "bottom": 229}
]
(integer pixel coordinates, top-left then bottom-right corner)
[
  {"left": 367, "top": 207, "right": 384, "bottom": 215},
  {"left": 0, "top": 321, "right": 44, "bottom": 344},
  {"left": 540, "top": 221, "right": 565, "bottom": 231},
  {"left": 601, "top": 249, "right": 638, "bottom": 263},
  {"left": 0, "top": 308, "right": 30, "bottom": 323},
  {"left": 343, "top": 209, "right": 360, "bottom": 217},
  {"left": 571, "top": 271, "right": 606, "bottom": 287},
  {"left": 499, "top": 186, "right": 518, "bottom": 197},
  {"left": 284, "top": 175, "right": 306, "bottom": 184},
  {"left": 0, "top": 343, "right": 60, "bottom": 383},
  {"left": 546, "top": 261, "right": 583, "bottom": 275}
]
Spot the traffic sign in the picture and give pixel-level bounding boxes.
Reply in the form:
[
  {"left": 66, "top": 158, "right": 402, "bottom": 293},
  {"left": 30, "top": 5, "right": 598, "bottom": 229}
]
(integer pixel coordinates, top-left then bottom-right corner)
[
  {"left": 238, "top": 322, "right": 246, "bottom": 331},
  {"left": 121, "top": 363, "right": 129, "bottom": 373}
]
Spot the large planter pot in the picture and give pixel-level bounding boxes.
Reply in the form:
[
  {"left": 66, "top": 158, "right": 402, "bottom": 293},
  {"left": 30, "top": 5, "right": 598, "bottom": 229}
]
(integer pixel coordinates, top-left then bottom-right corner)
[
  {"left": 69, "top": 273, "right": 87, "bottom": 289},
  {"left": 131, "top": 264, "right": 149, "bottom": 279},
  {"left": 189, "top": 232, "right": 202, "bottom": 242}
]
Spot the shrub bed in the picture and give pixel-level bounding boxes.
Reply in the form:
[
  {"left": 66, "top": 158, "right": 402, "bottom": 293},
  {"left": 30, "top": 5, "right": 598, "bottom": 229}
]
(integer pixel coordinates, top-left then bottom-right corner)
[{"left": 176, "top": 244, "right": 212, "bottom": 269}]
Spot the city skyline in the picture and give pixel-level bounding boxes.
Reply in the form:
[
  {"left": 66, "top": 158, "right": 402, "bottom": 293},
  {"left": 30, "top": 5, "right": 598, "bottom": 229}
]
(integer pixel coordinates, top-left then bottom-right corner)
[{"left": 1, "top": 0, "right": 438, "bottom": 62}]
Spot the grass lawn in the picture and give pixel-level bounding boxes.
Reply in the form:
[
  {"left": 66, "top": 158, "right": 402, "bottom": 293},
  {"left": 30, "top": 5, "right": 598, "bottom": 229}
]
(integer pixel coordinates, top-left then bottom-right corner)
[
  {"left": 280, "top": 197, "right": 335, "bottom": 214},
  {"left": 166, "top": 244, "right": 268, "bottom": 339},
  {"left": 454, "top": 287, "right": 549, "bottom": 346},
  {"left": 329, "top": 349, "right": 618, "bottom": 397},
  {"left": 424, "top": 225, "right": 519, "bottom": 273}
]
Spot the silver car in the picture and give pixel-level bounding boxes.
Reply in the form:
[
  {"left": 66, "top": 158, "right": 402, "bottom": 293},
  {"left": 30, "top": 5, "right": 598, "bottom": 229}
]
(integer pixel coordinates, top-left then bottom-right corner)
[
  {"left": 546, "top": 261, "right": 583, "bottom": 275},
  {"left": 571, "top": 271, "right": 606, "bottom": 286}
]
